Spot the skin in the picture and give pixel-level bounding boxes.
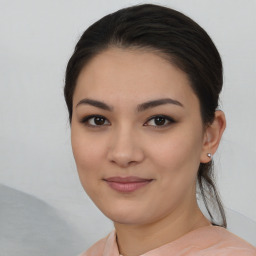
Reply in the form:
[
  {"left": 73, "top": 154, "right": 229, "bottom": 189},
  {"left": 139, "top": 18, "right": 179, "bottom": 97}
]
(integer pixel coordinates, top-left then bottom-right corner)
[{"left": 71, "top": 47, "right": 226, "bottom": 256}]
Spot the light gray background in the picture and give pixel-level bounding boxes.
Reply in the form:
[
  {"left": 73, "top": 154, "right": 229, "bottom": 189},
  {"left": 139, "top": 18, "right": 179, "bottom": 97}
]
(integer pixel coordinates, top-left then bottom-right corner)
[{"left": 0, "top": 0, "right": 255, "bottom": 255}]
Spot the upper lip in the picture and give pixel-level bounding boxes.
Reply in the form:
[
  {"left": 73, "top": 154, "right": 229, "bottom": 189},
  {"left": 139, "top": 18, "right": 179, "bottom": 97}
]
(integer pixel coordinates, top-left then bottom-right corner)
[{"left": 103, "top": 176, "right": 153, "bottom": 183}]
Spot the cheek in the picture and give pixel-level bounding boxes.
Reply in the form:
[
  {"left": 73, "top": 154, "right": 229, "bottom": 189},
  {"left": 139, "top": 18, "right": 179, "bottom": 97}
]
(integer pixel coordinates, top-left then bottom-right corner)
[
  {"left": 71, "top": 126, "right": 106, "bottom": 188},
  {"left": 72, "top": 136, "right": 99, "bottom": 169},
  {"left": 149, "top": 127, "right": 203, "bottom": 176},
  {"left": 144, "top": 129, "right": 203, "bottom": 213}
]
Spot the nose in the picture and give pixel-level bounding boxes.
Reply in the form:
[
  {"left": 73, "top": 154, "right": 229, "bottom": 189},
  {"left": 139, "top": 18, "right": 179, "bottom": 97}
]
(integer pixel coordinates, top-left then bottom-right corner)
[{"left": 107, "top": 126, "right": 145, "bottom": 168}]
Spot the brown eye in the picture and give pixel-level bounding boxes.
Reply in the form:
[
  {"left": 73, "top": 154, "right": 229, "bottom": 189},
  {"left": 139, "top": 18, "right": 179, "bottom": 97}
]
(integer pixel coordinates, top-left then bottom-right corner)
[
  {"left": 93, "top": 116, "right": 106, "bottom": 125},
  {"left": 144, "top": 115, "right": 175, "bottom": 128},
  {"left": 80, "top": 115, "right": 110, "bottom": 127},
  {"left": 154, "top": 116, "right": 166, "bottom": 126}
]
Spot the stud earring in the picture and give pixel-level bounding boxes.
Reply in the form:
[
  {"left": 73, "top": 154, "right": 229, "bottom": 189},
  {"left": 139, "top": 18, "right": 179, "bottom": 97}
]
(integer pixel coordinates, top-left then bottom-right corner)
[{"left": 207, "top": 153, "right": 212, "bottom": 158}]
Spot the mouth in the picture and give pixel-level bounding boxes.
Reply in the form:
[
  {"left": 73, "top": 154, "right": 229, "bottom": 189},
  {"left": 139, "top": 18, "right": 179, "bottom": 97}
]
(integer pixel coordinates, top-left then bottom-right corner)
[{"left": 103, "top": 176, "right": 153, "bottom": 193}]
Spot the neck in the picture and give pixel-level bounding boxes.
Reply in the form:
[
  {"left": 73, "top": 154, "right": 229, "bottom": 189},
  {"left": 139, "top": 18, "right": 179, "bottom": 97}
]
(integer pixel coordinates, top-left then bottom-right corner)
[{"left": 114, "top": 203, "right": 210, "bottom": 256}]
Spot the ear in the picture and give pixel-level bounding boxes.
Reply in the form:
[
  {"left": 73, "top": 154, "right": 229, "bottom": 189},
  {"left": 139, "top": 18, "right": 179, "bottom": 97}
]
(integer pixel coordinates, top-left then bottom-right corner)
[{"left": 200, "top": 110, "right": 226, "bottom": 163}]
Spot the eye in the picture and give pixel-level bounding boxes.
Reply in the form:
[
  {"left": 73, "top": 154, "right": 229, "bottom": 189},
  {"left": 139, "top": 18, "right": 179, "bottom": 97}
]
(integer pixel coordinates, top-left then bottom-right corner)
[
  {"left": 144, "top": 115, "right": 175, "bottom": 128},
  {"left": 80, "top": 115, "right": 110, "bottom": 127}
]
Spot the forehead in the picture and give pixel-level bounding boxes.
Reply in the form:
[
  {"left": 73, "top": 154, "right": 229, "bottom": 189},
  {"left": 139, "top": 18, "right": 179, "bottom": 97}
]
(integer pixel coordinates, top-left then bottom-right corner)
[{"left": 74, "top": 47, "right": 198, "bottom": 108}]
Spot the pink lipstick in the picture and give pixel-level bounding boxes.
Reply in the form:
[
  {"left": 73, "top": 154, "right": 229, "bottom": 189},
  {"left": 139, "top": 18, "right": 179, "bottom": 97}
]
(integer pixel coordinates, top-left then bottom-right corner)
[{"left": 103, "top": 176, "right": 153, "bottom": 193}]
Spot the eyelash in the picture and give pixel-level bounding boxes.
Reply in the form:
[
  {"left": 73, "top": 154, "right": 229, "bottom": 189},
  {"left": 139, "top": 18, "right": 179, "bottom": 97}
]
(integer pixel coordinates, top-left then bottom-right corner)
[{"left": 79, "top": 114, "right": 175, "bottom": 129}]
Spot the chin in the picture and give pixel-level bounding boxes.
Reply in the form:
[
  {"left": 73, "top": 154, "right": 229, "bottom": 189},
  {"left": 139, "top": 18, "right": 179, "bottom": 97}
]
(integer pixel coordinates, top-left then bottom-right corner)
[
  {"left": 100, "top": 206, "right": 147, "bottom": 225},
  {"left": 102, "top": 205, "right": 164, "bottom": 226},
  {"left": 111, "top": 215, "right": 149, "bottom": 226}
]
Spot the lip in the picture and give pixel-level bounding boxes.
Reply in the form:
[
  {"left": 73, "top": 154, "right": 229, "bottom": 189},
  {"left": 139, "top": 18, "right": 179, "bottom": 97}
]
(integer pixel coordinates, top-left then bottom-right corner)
[{"left": 103, "top": 176, "right": 153, "bottom": 193}]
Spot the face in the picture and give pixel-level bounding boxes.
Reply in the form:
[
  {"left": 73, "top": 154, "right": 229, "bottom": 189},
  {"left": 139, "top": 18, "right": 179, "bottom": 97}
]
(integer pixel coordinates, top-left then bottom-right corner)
[{"left": 71, "top": 47, "right": 208, "bottom": 225}]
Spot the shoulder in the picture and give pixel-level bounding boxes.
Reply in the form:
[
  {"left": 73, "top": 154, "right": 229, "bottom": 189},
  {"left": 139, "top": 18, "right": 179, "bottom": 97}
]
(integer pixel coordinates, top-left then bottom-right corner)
[
  {"left": 193, "top": 226, "right": 256, "bottom": 255},
  {"left": 78, "top": 230, "right": 116, "bottom": 256}
]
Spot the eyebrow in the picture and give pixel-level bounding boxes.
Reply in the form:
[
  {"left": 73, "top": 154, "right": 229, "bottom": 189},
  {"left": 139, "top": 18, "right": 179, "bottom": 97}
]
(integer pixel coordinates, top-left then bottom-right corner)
[
  {"left": 76, "top": 98, "right": 113, "bottom": 111},
  {"left": 76, "top": 98, "right": 183, "bottom": 111}
]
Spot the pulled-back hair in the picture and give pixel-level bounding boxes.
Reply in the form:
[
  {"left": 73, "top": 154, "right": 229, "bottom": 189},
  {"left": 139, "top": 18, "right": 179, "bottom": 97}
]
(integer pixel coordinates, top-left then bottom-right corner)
[{"left": 64, "top": 3, "right": 226, "bottom": 227}]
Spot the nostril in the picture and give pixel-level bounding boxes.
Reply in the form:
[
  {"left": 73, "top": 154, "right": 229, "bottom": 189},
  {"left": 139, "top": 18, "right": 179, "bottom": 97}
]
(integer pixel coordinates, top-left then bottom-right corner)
[
  {"left": 107, "top": 134, "right": 145, "bottom": 166},
  {"left": 108, "top": 151, "right": 144, "bottom": 168}
]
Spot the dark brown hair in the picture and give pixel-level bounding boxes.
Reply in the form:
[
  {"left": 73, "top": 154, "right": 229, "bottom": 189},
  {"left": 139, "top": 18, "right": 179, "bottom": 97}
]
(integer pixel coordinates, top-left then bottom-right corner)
[{"left": 64, "top": 3, "right": 226, "bottom": 227}]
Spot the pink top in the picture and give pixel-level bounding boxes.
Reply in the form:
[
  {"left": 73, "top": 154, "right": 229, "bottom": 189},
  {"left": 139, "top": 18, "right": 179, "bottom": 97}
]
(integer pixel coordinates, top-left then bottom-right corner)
[{"left": 80, "top": 225, "right": 256, "bottom": 256}]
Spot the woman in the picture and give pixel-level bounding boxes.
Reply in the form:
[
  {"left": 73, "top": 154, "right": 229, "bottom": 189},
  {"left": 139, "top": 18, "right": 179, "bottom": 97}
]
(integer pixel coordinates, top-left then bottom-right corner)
[{"left": 64, "top": 4, "right": 256, "bottom": 256}]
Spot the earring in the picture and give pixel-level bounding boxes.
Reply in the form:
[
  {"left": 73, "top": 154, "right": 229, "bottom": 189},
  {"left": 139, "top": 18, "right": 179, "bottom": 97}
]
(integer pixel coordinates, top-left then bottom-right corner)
[{"left": 207, "top": 153, "right": 212, "bottom": 159}]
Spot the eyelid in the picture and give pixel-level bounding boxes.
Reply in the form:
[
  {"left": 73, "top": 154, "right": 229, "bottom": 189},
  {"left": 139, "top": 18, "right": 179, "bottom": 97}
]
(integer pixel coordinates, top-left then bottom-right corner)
[
  {"left": 144, "top": 114, "right": 175, "bottom": 128},
  {"left": 79, "top": 114, "right": 175, "bottom": 128},
  {"left": 79, "top": 114, "right": 110, "bottom": 127}
]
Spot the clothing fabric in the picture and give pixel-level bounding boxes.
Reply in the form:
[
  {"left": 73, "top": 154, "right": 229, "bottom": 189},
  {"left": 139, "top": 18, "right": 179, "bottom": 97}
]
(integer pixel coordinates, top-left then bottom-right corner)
[{"left": 79, "top": 225, "right": 256, "bottom": 256}]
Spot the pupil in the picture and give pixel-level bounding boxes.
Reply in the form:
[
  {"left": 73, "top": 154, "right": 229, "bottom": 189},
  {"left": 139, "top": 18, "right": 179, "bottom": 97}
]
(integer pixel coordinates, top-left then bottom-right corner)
[
  {"left": 95, "top": 117, "right": 105, "bottom": 125},
  {"left": 155, "top": 117, "right": 165, "bottom": 125}
]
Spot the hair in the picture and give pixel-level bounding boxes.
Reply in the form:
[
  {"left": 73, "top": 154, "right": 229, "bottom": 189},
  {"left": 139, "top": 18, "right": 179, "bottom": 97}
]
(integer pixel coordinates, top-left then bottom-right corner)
[{"left": 64, "top": 3, "right": 226, "bottom": 227}]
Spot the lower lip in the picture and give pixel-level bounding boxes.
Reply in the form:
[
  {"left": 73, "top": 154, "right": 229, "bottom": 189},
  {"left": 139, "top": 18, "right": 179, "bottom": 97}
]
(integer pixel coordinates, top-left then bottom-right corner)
[{"left": 105, "top": 180, "right": 152, "bottom": 193}]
